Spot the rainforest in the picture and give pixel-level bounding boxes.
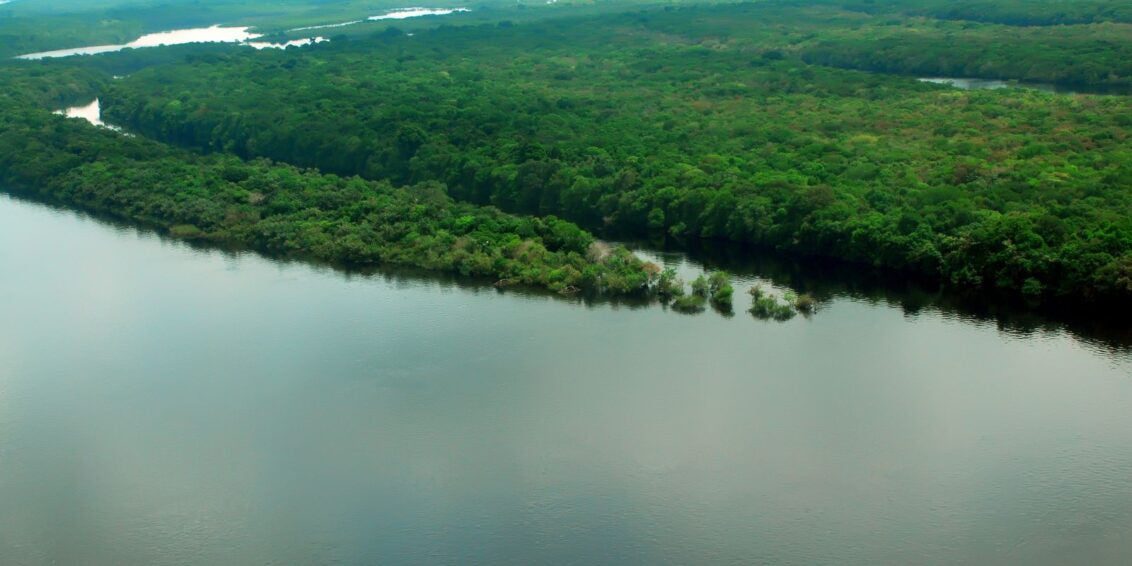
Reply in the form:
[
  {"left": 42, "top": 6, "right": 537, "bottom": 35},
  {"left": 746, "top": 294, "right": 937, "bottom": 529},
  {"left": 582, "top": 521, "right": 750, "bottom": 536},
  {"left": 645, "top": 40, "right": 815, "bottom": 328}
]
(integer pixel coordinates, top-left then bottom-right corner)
[{"left": 3, "top": 0, "right": 1130, "bottom": 311}]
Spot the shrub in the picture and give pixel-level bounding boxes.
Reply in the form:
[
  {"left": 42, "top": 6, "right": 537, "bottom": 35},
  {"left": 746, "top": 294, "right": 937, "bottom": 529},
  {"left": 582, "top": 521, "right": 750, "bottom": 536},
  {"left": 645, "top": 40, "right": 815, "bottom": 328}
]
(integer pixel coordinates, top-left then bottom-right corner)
[
  {"left": 655, "top": 267, "right": 685, "bottom": 298},
  {"left": 671, "top": 294, "right": 707, "bottom": 313},
  {"left": 707, "top": 271, "right": 733, "bottom": 308},
  {"left": 691, "top": 274, "right": 709, "bottom": 297},
  {"left": 169, "top": 224, "right": 203, "bottom": 238},
  {"left": 749, "top": 294, "right": 796, "bottom": 321},
  {"left": 793, "top": 293, "right": 817, "bottom": 313}
]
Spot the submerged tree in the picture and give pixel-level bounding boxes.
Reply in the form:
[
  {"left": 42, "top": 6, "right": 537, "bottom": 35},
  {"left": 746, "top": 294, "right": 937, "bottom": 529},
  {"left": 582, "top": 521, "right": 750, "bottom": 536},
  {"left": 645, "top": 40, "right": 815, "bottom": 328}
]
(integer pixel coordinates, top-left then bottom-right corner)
[
  {"left": 671, "top": 293, "right": 707, "bottom": 314},
  {"left": 691, "top": 274, "right": 709, "bottom": 298},
  {"left": 707, "top": 271, "right": 734, "bottom": 310},
  {"left": 748, "top": 285, "right": 797, "bottom": 321},
  {"left": 655, "top": 267, "right": 686, "bottom": 300}
]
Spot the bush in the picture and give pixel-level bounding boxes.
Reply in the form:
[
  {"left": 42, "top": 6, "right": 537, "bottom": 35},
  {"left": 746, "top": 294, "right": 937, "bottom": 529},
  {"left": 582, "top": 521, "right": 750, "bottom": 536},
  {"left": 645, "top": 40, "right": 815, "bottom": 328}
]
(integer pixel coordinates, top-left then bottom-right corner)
[
  {"left": 749, "top": 294, "right": 796, "bottom": 321},
  {"left": 655, "top": 267, "right": 685, "bottom": 299},
  {"left": 169, "top": 224, "right": 203, "bottom": 238},
  {"left": 793, "top": 293, "right": 817, "bottom": 313},
  {"left": 691, "top": 274, "right": 709, "bottom": 297},
  {"left": 707, "top": 271, "right": 733, "bottom": 308},
  {"left": 671, "top": 294, "right": 707, "bottom": 313}
]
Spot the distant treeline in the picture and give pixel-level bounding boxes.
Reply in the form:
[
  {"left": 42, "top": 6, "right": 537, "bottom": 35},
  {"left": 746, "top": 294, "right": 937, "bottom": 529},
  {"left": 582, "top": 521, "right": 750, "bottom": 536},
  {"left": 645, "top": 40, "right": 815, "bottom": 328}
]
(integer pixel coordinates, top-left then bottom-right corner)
[
  {"left": 831, "top": 0, "right": 1132, "bottom": 25},
  {"left": 799, "top": 23, "right": 1132, "bottom": 88}
]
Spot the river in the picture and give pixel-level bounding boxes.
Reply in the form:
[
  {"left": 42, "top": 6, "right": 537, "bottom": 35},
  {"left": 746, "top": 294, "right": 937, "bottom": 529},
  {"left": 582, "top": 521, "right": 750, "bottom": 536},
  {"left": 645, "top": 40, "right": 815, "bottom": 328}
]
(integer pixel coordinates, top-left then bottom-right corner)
[
  {"left": 14, "top": 26, "right": 328, "bottom": 60},
  {"left": 15, "top": 26, "right": 261, "bottom": 60},
  {"left": 917, "top": 77, "right": 1129, "bottom": 96},
  {"left": 14, "top": 7, "right": 469, "bottom": 59},
  {"left": 1, "top": 194, "right": 1130, "bottom": 565}
]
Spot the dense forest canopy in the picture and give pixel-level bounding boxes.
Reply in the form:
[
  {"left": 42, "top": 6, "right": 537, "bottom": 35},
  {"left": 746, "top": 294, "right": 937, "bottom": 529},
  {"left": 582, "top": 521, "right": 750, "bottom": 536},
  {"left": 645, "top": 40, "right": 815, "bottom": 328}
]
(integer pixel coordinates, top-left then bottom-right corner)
[
  {"left": 0, "top": 67, "right": 659, "bottom": 297},
  {"left": 2, "top": 0, "right": 1131, "bottom": 309},
  {"left": 831, "top": 0, "right": 1132, "bottom": 25}
]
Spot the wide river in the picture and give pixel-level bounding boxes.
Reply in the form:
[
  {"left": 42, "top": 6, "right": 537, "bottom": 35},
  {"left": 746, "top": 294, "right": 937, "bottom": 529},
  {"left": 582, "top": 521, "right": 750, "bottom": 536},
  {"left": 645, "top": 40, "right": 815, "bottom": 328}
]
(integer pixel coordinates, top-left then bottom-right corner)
[{"left": 1, "top": 194, "right": 1130, "bottom": 565}]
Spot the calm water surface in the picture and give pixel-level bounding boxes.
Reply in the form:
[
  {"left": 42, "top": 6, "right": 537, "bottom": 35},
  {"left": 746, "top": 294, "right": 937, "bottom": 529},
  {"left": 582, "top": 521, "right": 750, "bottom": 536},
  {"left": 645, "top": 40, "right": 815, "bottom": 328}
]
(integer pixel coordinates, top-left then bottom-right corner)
[
  {"left": 291, "top": 7, "right": 470, "bottom": 32},
  {"left": 917, "top": 77, "right": 1130, "bottom": 96},
  {"left": 15, "top": 26, "right": 260, "bottom": 60},
  {"left": 54, "top": 99, "right": 124, "bottom": 132},
  {"left": 15, "top": 25, "right": 328, "bottom": 59},
  {"left": 1, "top": 195, "right": 1130, "bottom": 565}
]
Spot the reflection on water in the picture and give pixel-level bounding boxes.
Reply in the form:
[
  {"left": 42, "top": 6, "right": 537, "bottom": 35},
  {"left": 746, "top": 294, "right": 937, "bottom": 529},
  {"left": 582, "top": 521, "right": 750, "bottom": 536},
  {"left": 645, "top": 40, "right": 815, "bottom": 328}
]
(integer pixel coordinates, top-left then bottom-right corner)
[
  {"left": 1, "top": 193, "right": 1130, "bottom": 565},
  {"left": 54, "top": 99, "right": 125, "bottom": 132},
  {"left": 638, "top": 237, "right": 1132, "bottom": 356}
]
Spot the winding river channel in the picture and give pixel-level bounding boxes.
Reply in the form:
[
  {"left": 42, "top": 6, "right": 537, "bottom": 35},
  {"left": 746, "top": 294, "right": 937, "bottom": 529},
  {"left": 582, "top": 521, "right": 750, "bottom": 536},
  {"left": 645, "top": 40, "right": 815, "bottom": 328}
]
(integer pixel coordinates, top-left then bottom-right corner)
[{"left": 2, "top": 194, "right": 1130, "bottom": 564}]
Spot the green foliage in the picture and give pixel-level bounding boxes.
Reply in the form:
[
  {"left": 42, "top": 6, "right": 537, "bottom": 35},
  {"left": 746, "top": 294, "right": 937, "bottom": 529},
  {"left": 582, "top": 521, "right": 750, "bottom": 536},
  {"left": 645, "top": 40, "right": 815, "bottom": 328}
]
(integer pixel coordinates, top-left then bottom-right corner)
[
  {"left": 671, "top": 293, "right": 706, "bottom": 314},
  {"left": 655, "top": 267, "right": 685, "bottom": 299},
  {"left": 3, "top": 0, "right": 1131, "bottom": 309},
  {"left": 800, "top": 24, "right": 1132, "bottom": 88},
  {"left": 0, "top": 71, "right": 654, "bottom": 298},
  {"left": 749, "top": 294, "right": 797, "bottom": 322},
  {"left": 168, "top": 224, "right": 203, "bottom": 239},
  {"left": 793, "top": 293, "right": 817, "bottom": 314},
  {"left": 690, "top": 275, "right": 709, "bottom": 298},
  {"left": 79, "top": 2, "right": 1132, "bottom": 307},
  {"left": 707, "top": 271, "right": 733, "bottom": 308},
  {"left": 834, "top": 0, "right": 1132, "bottom": 26},
  {"left": 748, "top": 284, "right": 797, "bottom": 321}
]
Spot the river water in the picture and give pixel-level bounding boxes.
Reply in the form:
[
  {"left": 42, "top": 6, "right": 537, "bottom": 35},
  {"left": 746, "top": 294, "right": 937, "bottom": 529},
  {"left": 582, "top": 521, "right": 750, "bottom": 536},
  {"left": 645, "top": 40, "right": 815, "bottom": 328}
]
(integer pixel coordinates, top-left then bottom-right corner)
[
  {"left": 1, "top": 194, "right": 1130, "bottom": 565},
  {"left": 917, "top": 77, "right": 1130, "bottom": 96},
  {"left": 291, "top": 7, "right": 471, "bottom": 32},
  {"left": 53, "top": 99, "right": 125, "bottom": 133},
  {"left": 15, "top": 25, "right": 328, "bottom": 60},
  {"left": 15, "top": 26, "right": 261, "bottom": 60},
  {"left": 14, "top": 7, "right": 469, "bottom": 59}
]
